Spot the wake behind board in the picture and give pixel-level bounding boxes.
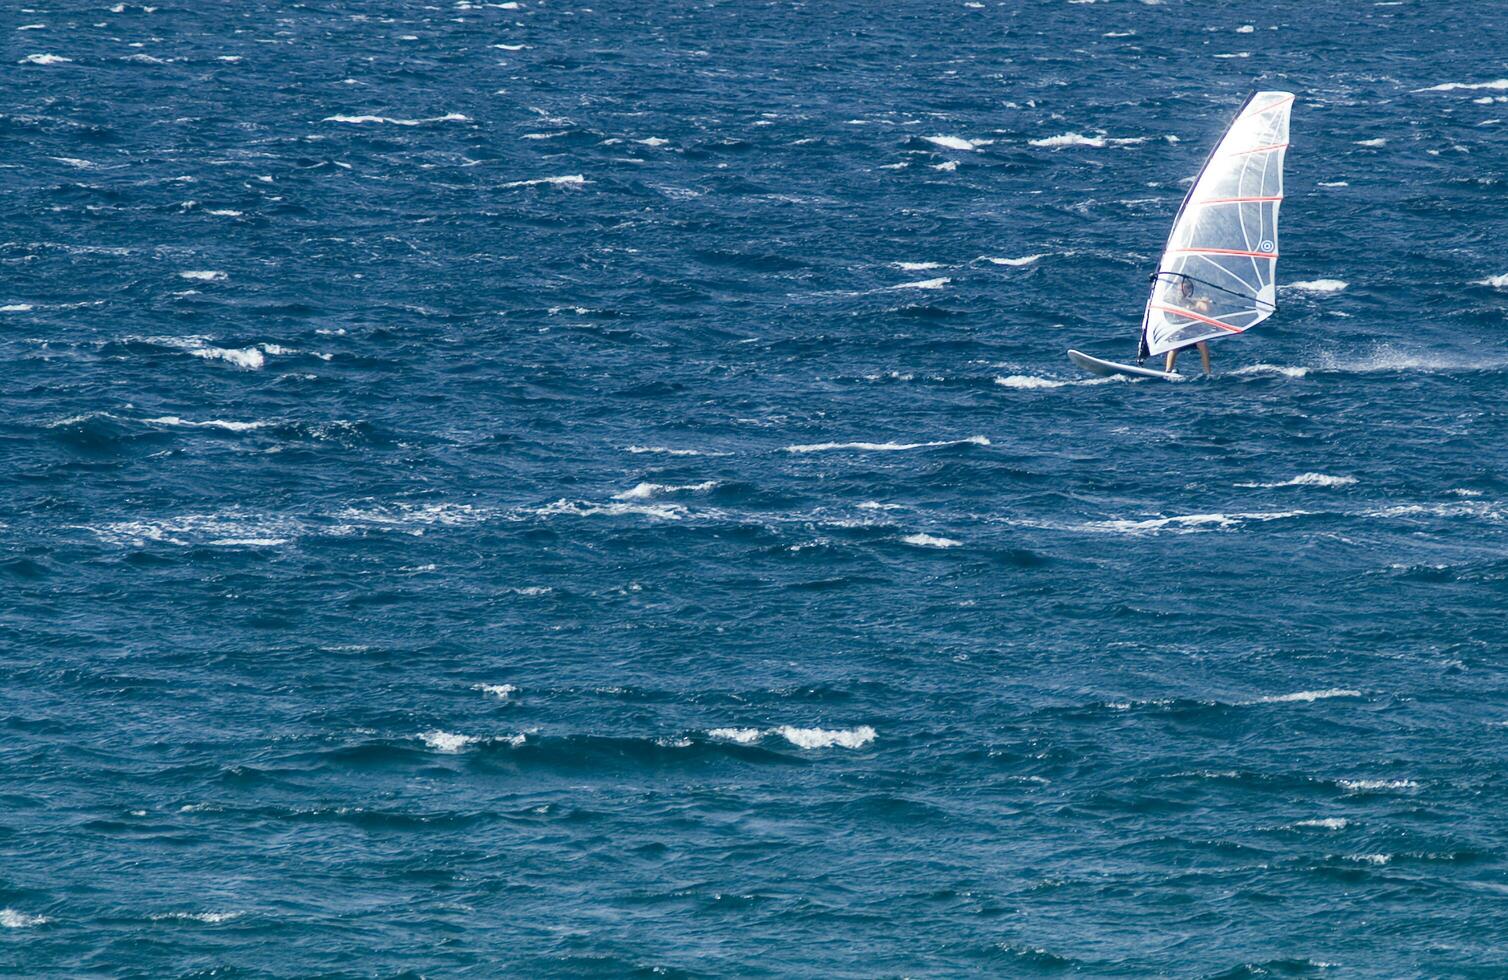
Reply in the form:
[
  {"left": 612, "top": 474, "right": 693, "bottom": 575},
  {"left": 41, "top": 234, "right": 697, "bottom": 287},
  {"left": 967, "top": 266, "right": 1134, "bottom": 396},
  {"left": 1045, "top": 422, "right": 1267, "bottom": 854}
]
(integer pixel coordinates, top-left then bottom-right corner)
[{"left": 1066, "top": 349, "right": 1181, "bottom": 381}]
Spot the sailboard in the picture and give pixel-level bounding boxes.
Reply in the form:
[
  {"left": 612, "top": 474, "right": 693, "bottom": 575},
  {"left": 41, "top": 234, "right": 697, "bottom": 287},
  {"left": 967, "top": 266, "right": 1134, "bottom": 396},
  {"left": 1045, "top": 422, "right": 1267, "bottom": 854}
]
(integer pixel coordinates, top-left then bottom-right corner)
[{"left": 1066, "top": 91, "right": 1294, "bottom": 377}]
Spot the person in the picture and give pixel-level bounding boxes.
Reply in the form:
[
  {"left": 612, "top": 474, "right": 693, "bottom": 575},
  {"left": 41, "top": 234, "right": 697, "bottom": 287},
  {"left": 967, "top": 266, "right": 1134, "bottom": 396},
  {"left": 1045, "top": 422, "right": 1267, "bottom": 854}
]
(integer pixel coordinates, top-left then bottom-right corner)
[{"left": 1165, "top": 277, "right": 1212, "bottom": 375}]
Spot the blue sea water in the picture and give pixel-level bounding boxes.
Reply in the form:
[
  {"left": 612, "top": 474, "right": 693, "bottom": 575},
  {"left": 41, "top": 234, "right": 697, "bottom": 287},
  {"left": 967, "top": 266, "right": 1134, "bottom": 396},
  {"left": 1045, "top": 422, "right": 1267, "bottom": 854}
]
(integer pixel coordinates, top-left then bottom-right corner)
[{"left": 4, "top": 0, "right": 1508, "bottom": 975}]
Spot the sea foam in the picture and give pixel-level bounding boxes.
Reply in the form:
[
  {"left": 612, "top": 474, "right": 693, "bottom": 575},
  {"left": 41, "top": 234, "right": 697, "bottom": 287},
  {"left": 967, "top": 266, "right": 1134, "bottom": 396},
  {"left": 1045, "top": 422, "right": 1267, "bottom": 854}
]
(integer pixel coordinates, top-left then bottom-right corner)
[
  {"left": 0, "top": 909, "right": 49, "bottom": 928},
  {"left": 784, "top": 435, "right": 989, "bottom": 453},
  {"left": 420, "top": 731, "right": 478, "bottom": 753},
  {"left": 901, "top": 533, "right": 960, "bottom": 548}
]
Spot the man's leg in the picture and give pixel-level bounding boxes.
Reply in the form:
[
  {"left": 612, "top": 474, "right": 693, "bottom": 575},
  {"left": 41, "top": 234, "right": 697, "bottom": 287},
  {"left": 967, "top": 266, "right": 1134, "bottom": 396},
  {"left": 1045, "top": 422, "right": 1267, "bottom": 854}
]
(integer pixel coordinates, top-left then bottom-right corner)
[
  {"left": 1165, "top": 348, "right": 1178, "bottom": 373},
  {"left": 1198, "top": 342, "right": 1211, "bottom": 375}
]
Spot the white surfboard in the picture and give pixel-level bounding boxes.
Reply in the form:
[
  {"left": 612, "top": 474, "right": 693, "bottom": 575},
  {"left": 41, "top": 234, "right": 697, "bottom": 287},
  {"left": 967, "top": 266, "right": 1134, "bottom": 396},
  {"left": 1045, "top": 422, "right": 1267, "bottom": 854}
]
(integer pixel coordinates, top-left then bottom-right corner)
[{"left": 1066, "top": 349, "right": 1181, "bottom": 381}]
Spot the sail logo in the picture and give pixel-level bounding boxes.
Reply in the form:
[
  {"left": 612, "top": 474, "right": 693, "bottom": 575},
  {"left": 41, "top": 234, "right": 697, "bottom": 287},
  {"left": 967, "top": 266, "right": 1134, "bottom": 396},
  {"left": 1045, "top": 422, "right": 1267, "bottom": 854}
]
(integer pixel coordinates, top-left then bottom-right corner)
[{"left": 1258, "top": 240, "right": 1275, "bottom": 252}]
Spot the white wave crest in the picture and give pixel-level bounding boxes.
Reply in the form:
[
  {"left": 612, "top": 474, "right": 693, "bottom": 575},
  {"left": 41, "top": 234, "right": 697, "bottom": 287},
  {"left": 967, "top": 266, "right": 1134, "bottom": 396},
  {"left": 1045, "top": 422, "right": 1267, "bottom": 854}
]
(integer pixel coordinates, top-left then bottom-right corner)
[
  {"left": 901, "top": 533, "right": 960, "bottom": 548},
  {"left": 20, "top": 54, "right": 71, "bottom": 65},
  {"left": 1081, "top": 511, "right": 1307, "bottom": 534},
  {"left": 143, "top": 416, "right": 267, "bottom": 432},
  {"left": 420, "top": 730, "right": 478, "bottom": 753},
  {"left": 1232, "top": 363, "right": 1308, "bottom": 378},
  {"left": 996, "top": 375, "right": 1067, "bottom": 389},
  {"left": 1355, "top": 138, "right": 1387, "bottom": 147},
  {"left": 1475, "top": 273, "right": 1508, "bottom": 288},
  {"left": 613, "top": 481, "right": 717, "bottom": 500},
  {"left": 893, "top": 261, "right": 943, "bottom": 271},
  {"left": 625, "top": 445, "right": 728, "bottom": 457},
  {"left": 503, "top": 174, "right": 586, "bottom": 188},
  {"left": 707, "top": 727, "right": 763, "bottom": 744},
  {"left": 1338, "top": 778, "right": 1418, "bottom": 792},
  {"left": 192, "top": 346, "right": 264, "bottom": 370},
  {"left": 2, "top": 304, "right": 35, "bottom": 312},
  {"left": 1295, "top": 817, "right": 1350, "bottom": 830},
  {"left": 323, "top": 112, "right": 468, "bottom": 125},
  {"left": 1416, "top": 79, "right": 1508, "bottom": 93},
  {"left": 477, "top": 683, "right": 517, "bottom": 699},
  {"left": 982, "top": 254, "right": 1045, "bottom": 266},
  {"left": 1, "top": 909, "right": 49, "bottom": 928},
  {"left": 150, "top": 911, "right": 242, "bottom": 924},
  {"left": 534, "top": 499, "right": 687, "bottom": 520},
  {"left": 785, "top": 435, "right": 988, "bottom": 454},
  {"left": 1285, "top": 279, "right": 1348, "bottom": 293},
  {"left": 774, "top": 725, "right": 876, "bottom": 749},
  {"left": 1251, "top": 689, "right": 1362, "bottom": 704},
  {"left": 888, "top": 277, "right": 950, "bottom": 290},
  {"left": 1238, "top": 473, "right": 1357, "bottom": 488},
  {"left": 1030, "top": 133, "right": 1147, "bottom": 149},
  {"left": 179, "top": 270, "right": 226, "bottom": 281},
  {"left": 708, "top": 725, "right": 876, "bottom": 749},
  {"left": 924, "top": 135, "right": 979, "bottom": 151},
  {"left": 1348, "top": 853, "right": 1392, "bottom": 865}
]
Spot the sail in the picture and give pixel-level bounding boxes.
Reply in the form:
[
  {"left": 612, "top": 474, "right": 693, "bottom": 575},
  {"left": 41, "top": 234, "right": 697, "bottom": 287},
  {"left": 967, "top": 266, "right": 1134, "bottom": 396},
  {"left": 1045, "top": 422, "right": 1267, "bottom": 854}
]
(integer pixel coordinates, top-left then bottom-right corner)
[{"left": 1140, "top": 92, "right": 1294, "bottom": 358}]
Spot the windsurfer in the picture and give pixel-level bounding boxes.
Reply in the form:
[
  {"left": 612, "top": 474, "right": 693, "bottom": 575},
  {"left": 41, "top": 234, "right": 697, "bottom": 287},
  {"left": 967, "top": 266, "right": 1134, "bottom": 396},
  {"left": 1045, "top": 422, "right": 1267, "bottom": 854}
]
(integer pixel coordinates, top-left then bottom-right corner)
[{"left": 1166, "top": 277, "right": 1212, "bottom": 374}]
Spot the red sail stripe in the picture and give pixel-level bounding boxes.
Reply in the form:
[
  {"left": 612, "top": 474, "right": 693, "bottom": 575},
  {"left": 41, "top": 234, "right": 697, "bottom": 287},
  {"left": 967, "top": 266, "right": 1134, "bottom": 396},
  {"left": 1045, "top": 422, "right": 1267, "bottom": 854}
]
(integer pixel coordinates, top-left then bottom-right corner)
[
  {"left": 1174, "top": 247, "right": 1279, "bottom": 259},
  {"left": 1150, "top": 305, "right": 1245, "bottom": 333},
  {"left": 1196, "top": 195, "right": 1284, "bottom": 204},
  {"left": 1227, "top": 142, "right": 1289, "bottom": 156},
  {"left": 1249, "top": 94, "right": 1297, "bottom": 115}
]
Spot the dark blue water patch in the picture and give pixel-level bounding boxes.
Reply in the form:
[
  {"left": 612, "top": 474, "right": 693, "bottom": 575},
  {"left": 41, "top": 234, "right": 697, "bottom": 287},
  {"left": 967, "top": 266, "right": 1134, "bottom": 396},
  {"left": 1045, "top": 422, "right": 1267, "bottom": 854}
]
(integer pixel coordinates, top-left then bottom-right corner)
[{"left": 7, "top": 0, "right": 1508, "bottom": 975}]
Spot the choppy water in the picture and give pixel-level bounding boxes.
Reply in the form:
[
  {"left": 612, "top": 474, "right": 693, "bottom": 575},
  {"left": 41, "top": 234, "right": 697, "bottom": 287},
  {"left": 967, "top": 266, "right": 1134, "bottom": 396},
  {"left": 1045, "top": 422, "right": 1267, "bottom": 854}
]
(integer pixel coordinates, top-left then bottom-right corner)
[{"left": 5, "top": 1, "right": 1508, "bottom": 975}]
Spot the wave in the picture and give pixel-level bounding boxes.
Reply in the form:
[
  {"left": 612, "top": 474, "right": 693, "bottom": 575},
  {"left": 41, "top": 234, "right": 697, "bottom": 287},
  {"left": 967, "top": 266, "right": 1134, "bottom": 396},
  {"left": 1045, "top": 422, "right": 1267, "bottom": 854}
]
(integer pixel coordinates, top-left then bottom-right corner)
[
  {"left": 888, "top": 276, "right": 950, "bottom": 290},
  {"left": 1475, "top": 273, "right": 1508, "bottom": 288},
  {"left": 708, "top": 726, "right": 875, "bottom": 749},
  {"left": 1248, "top": 689, "right": 1361, "bottom": 704},
  {"left": 1231, "top": 363, "right": 1308, "bottom": 378},
  {"left": 419, "top": 730, "right": 480, "bottom": 753},
  {"left": 1416, "top": 78, "right": 1508, "bottom": 92},
  {"left": 179, "top": 270, "right": 226, "bottom": 281},
  {"left": 1237, "top": 473, "right": 1357, "bottom": 488},
  {"left": 923, "top": 135, "right": 980, "bottom": 151},
  {"left": 1029, "top": 132, "right": 1148, "bottom": 148},
  {"left": 612, "top": 481, "right": 717, "bottom": 500},
  {"left": 1, "top": 909, "right": 50, "bottom": 928},
  {"left": 142, "top": 416, "right": 268, "bottom": 432},
  {"left": 981, "top": 254, "right": 1045, "bottom": 266},
  {"left": 477, "top": 684, "right": 517, "bottom": 699},
  {"left": 901, "top": 533, "right": 960, "bottom": 548},
  {"left": 150, "top": 911, "right": 242, "bottom": 924},
  {"left": 1078, "top": 511, "right": 1307, "bottom": 534},
  {"left": 1338, "top": 778, "right": 1418, "bottom": 792},
  {"left": 784, "top": 435, "right": 988, "bottom": 453},
  {"left": 1284, "top": 279, "right": 1348, "bottom": 292},
  {"left": 322, "top": 112, "right": 469, "bottom": 125},
  {"left": 533, "top": 499, "right": 688, "bottom": 520},
  {"left": 503, "top": 174, "right": 586, "bottom": 188},
  {"left": 83, "top": 512, "right": 303, "bottom": 548},
  {"left": 625, "top": 444, "right": 729, "bottom": 457},
  {"left": 1316, "top": 347, "right": 1495, "bottom": 374},
  {"left": 995, "top": 374, "right": 1123, "bottom": 389},
  {"left": 1294, "top": 817, "right": 1350, "bottom": 830},
  {"left": 2, "top": 303, "right": 34, "bottom": 312},
  {"left": 893, "top": 261, "right": 943, "bottom": 271},
  {"left": 20, "top": 54, "right": 71, "bottom": 65}
]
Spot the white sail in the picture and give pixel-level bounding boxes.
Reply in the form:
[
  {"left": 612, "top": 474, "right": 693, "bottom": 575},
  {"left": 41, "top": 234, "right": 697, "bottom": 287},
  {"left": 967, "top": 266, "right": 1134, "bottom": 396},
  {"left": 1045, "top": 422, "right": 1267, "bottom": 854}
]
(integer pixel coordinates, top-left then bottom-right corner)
[{"left": 1140, "top": 92, "right": 1294, "bottom": 358}]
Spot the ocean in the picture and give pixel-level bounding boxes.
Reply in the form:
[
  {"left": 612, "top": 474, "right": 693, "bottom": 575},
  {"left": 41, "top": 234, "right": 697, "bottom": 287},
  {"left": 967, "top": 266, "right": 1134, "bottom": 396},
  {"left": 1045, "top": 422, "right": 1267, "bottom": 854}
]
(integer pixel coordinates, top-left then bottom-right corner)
[{"left": 4, "top": 0, "right": 1508, "bottom": 975}]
